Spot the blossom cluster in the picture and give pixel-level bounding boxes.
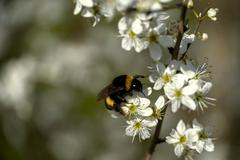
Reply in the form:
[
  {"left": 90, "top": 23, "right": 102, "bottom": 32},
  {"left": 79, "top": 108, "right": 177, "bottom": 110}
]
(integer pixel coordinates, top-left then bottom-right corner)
[
  {"left": 149, "top": 60, "right": 216, "bottom": 113},
  {"left": 166, "top": 119, "right": 214, "bottom": 158},
  {"left": 123, "top": 92, "right": 165, "bottom": 141},
  {"left": 73, "top": 0, "right": 218, "bottom": 159}
]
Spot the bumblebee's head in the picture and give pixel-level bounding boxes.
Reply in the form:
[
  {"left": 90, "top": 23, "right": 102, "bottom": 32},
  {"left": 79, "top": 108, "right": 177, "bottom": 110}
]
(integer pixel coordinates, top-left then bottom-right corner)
[{"left": 131, "top": 79, "right": 143, "bottom": 92}]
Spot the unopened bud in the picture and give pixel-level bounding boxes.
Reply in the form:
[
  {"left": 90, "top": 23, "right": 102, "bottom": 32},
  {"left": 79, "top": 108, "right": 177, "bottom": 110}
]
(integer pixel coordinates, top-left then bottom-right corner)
[{"left": 187, "top": 0, "right": 194, "bottom": 9}]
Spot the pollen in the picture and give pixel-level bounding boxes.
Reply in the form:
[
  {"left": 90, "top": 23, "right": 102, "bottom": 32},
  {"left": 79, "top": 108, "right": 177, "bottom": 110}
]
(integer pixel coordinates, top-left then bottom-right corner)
[
  {"left": 199, "top": 131, "right": 208, "bottom": 140},
  {"left": 179, "top": 136, "right": 187, "bottom": 144},
  {"left": 129, "top": 104, "right": 137, "bottom": 113},
  {"left": 163, "top": 73, "right": 172, "bottom": 83},
  {"left": 175, "top": 90, "right": 182, "bottom": 98},
  {"left": 134, "top": 122, "right": 143, "bottom": 129},
  {"left": 153, "top": 109, "right": 163, "bottom": 120},
  {"left": 148, "top": 33, "right": 158, "bottom": 43},
  {"left": 128, "top": 30, "right": 136, "bottom": 38}
]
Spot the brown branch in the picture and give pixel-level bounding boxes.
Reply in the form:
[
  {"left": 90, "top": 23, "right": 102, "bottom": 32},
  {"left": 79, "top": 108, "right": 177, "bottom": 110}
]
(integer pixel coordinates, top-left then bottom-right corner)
[
  {"left": 172, "top": 2, "right": 188, "bottom": 60},
  {"left": 144, "top": 107, "right": 167, "bottom": 160}
]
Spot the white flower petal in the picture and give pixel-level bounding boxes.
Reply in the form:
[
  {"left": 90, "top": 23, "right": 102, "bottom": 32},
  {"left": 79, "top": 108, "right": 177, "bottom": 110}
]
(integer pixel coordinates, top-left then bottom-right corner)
[
  {"left": 172, "top": 74, "right": 186, "bottom": 89},
  {"left": 155, "top": 23, "right": 167, "bottom": 33},
  {"left": 79, "top": 0, "right": 94, "bottom": 7},
  {"left": 180, "top": 63, "right": 196, "bottom": 79},
  {"left": 186, "top": 129, "right": 199, "bottom": 142},
  {"left": 121, "top": 106, "right": 129, "bottom": 115},
  {"left": 134, "top": 37, "right": 146, "bottom": 52},
  {"left": 168, "top": 60, "right": 179, "bottom": 73},
  {"left": 139, "top": 98, "right": 151, "bottom": 108},
  {"left": 181, "top": 96, "right": 196, "bottom": 110},
  {"left": 171, "top": 99, "right": 181, "bottom": 112},
  {"left": 143, "top": 119, "right": 158, "bottom": 127},
  {"left": 182, "top": 84, "right": 198, "bottom": 96},
  {"left": 176, "top": 120, "right": 186, "bottom": 135},
  {"left": 202, "top": 82, "right": 212, "bottom": 94},
  {"left": 74, "top": 1, "right": 82, "bottom": 15},
  {"left": 118, "top": 17, "right": 129, "bottom": 32},
  {"left": 205, "top": 139, "right": 214, "bottom": 152},
  {"left": 174, "top": 144, "right": 184, "bottom": 157},
  {"left": 131, "top": 18, "right": 143, "bottom": 34},
  {"left": 125, "top": 125, "right": 135, "bottom": 136},
  {"left": 138, "top": 108, "right": 153, "bottom": 117},
  {"left": 143, "top": 87, "right": 152, "bottom": 96},
  {"left": 196, "top": 141, "right": 205, "bottom": 153},
  {"left": 158, "top": 35, "right": 175, "bottom": 48},
  {"left": 192, "top": 119, "right": 203, "bottom": 130},
  {"left": 166, "top": 136, "right": 179, "bottom": 144},
  {"left": 81, "top": 8, "right": 94, "bottom": 17},
  {"left": 155, "top": 96, "right": 165, "bottom": 109},
  {"left": 164, "top": 83, "right": 175, "bottom": 99},
  {"left": 149, "top": 74, "right": 158, "bottom": 83},
  {"left": 153, "top": 78, "right": 164, "bottom": 90},
  {"left": 149, "top": 43, "right": 163, "bottom": 61},
  {"left": 156, "top": 63, "right": 166, "bottom": 75},
  {"left": 140, "top": 129, "right": 151, "bottom": 140},
  {"left": 122, "top": 37, "right": 133, "bottom": 51}
]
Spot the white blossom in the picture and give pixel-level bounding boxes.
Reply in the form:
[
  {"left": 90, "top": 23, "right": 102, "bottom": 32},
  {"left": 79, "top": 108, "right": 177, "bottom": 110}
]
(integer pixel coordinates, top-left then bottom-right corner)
[
  {"left": 121, "top": 95, "right": 153, "bottom": 117},
  {"left": 149, "top": 60, "right": 179, "bottom": 90},
  {"left": 164, "top": 74, "right": 198, "bottom": 112},
  {"left": 192, "top": 119, "right": 215, "bottom": 153},
  {"left": 125, "top": 118, "right": 152, "bottom": 141},
  {"left": 193, "top": 81, "right": 216, "bottom": 111},
  {"left": 166, "top": 120, "right": 198, "bottom": 157},
  {"left": 180, "top": 61, "right": 210, "bottom": 81},
  {"left": 146, "top": 16, "right": 169, "bottom": 61},
  {"left": 199, "top": 33, "right": 208, "bottom": 41},
  {"left": 118, "top": 17, "right": 148, "bottom": 52},
  {"left": 147, "top": 95, "right": 166, "bottom": 126}
]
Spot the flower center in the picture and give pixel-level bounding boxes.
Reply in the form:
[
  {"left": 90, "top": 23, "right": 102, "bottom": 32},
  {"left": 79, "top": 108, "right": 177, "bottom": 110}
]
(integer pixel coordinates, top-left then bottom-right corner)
[
  {"left": 175, "top": 89, "right": 182, "bottom": 98},
  {"left": 153, "top": 109, "right": 162, "bottom": 119},
  {"left": 199, "top": 131, "right": 208, "bottom": 140},
  {"left": 129, "top": 104, "right": 138, "bottom": 113},
  {"left": 148, "top": 33, "right": 158, "bottom": 43},
  {"left": 128, "top": 30, "right": 136, "bottom": 38},
  {"left": 163, "top": 73, "right": 172, "bottom": 83},
  {"left": 134, "top": 122, "right": 143, "bottom": 129},
  {"left": 195, "top": 92, "right": 203, "bottom": 101},
  {"left": 179, "top": 136, "right": 187, "bottom": 144}
]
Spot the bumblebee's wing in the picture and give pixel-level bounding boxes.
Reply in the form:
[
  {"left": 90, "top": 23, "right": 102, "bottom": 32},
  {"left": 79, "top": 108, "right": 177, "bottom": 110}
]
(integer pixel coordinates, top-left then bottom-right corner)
[{"left": 97, "top": 84, "right": 124, "bottom": 101}]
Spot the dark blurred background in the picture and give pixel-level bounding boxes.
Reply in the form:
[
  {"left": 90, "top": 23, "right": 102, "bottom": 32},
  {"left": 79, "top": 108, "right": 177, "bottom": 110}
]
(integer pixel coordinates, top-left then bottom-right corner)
[{"left": 0, "top": 0, "right": 239, "bottom": 160}]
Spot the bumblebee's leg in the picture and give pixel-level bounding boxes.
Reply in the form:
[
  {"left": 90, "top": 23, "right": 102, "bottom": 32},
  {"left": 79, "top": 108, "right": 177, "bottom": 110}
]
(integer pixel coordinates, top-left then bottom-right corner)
[{"left": 114, "top": 103, "right": 126, "bottom": 115}]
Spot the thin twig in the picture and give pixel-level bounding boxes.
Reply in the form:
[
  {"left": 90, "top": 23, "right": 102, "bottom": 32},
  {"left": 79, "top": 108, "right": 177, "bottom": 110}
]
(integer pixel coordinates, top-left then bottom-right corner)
[
  {"left": 180, "top": 7, "right": 211, "bottom": 60},
  {"left": 172, "top": 2, "right": 188, "bottom": 59}
]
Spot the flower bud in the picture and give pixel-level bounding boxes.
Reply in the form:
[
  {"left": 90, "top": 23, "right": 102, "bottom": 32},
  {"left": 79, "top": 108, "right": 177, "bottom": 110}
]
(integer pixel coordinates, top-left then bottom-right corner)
[
  {"left": 187, "top": 0, "right": 194, "bottom": 9},
  {"left": 207, "top": 8, "right": 219, "bottom": 21}
]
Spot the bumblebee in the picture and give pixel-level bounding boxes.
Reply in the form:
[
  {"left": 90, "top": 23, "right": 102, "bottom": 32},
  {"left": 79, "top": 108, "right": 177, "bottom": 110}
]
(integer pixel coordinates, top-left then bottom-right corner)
[{"left": 97, "top": 75, "right": 144, "bottom": 114}]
